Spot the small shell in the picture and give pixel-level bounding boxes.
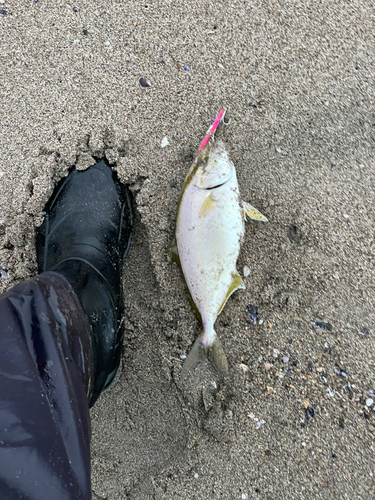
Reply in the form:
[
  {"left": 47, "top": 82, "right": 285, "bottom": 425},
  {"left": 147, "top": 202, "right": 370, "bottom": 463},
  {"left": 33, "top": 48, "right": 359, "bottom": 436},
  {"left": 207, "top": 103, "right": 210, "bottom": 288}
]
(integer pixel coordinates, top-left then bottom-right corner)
[
  {"left": 239, "top": 363, "right": 249, "bottom": 373},
  {"left": 305, "top": 407, "right": 314, "bottom": 420},
  {"left": 161, "top": 136, "right": 169, "bottom": 148},
  {"left": 243, "top": 266, "right": 250, "bottom": 277},
  {"left": 139, "top": 77, "right": 152, "bottom": 88},
  {"left": 246, "top": 304, "right": 258, "bottom": 324}
]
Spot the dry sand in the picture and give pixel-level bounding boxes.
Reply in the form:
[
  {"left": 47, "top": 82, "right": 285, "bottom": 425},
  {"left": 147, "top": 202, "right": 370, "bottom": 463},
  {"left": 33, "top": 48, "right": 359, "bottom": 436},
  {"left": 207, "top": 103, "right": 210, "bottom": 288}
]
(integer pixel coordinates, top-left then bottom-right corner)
[{"left": 1, "top": 0, "right": 375, "bottom": 499}]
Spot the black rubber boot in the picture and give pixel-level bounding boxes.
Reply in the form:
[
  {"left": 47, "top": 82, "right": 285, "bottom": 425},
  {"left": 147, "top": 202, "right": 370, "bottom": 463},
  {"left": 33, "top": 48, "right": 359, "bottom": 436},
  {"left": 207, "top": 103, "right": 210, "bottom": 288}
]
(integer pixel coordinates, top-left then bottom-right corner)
[{"left": 36, "top": 160, "right": 132, "bottom": 406}]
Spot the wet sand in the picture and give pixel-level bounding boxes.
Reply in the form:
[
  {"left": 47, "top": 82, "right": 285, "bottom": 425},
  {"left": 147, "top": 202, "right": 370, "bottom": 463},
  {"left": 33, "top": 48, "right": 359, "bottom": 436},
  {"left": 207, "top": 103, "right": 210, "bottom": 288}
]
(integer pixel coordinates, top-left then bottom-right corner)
[{"left": 1, "top": 1, "right": 374, "bottom": 499}]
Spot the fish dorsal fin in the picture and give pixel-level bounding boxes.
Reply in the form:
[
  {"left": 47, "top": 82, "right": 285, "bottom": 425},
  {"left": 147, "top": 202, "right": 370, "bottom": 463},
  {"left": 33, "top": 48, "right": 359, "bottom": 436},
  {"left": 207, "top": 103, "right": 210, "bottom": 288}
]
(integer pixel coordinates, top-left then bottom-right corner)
[
  {"left": 170, "top": 235, "right": 202, "bottom": 322},
  {"left": 217, "top": 271, "right": 245, "bottom": 316},
  {"left": 170, "top": 235, "right": 179, "bottom": 263},
  {"left": 242, "top": 201, "right": 268, "bottom": 222}
]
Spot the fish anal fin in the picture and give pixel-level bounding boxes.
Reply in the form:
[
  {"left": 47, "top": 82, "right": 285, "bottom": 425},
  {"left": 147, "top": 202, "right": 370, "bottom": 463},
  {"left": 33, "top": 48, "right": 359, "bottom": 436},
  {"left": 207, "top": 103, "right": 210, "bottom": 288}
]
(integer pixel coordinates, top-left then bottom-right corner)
[
  {"left": 186, "top": 289, "right": 202, "bottom": 322},
  {"left": 217, "top": 271, "right": 245, "bottom": 316},
  {"left": 242, "top": 201, "right": 268, "bottom": 222}
]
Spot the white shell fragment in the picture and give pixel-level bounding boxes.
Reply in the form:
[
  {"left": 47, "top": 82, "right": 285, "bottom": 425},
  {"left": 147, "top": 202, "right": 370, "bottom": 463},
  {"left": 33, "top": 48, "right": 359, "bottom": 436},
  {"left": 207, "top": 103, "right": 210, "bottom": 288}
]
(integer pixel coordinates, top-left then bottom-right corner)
[
  {"left": 256, "top": 419, "right": 266, "bottom": 429},
  {"left": 243, "top": 266, "right": 251, "bottom": 277},
  {"left": 161, "top": 136, "right": 169, "bottom": 148}
]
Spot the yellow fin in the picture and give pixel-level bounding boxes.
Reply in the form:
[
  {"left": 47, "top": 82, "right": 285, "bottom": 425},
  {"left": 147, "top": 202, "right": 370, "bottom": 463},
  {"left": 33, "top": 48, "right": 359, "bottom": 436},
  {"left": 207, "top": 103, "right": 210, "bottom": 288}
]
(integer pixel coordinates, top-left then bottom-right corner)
[
  {"left": 199, "top": 194, "right": 217, "bottom": 218},
  {"left": 242, "top": 201, "right": 268, "bottom": 222},
  {"left": 218, "top": 271, "right": 245, "bottom": 316}
]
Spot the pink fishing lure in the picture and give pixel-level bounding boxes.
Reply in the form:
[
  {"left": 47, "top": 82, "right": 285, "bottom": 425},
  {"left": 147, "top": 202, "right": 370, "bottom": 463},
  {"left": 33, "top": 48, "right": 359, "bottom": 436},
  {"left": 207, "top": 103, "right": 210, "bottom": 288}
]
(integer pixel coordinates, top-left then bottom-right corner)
[{"left": 198, "top": 108, "right": 228, "bottom": 151}]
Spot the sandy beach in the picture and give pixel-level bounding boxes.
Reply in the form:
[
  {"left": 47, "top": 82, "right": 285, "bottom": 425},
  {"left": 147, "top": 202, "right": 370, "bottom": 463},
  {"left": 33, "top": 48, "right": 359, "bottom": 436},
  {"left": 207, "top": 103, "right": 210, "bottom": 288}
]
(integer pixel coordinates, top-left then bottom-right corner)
[{"left": 1, "top": 1, "right": 374, "bottom": 498}]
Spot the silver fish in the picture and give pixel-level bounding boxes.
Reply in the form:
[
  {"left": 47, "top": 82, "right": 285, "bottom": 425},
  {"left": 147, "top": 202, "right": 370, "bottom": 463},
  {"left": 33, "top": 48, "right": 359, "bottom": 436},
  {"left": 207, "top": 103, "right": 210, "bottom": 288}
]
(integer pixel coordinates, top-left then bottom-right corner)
[{"left": 172, "top": 139, "right": 267, "bottom": 379}]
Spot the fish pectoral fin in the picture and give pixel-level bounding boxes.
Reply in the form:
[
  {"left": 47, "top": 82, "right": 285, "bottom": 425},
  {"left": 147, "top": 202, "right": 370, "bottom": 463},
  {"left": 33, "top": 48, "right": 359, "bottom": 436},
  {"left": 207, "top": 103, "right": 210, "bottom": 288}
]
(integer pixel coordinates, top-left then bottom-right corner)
[
  {"left": 180, "top": 335, "right": 228, "bottom": 382},
  {"left": 199, "top": 194, "right": 217, "bottom": 218},
  {"left": 217, "top": 271, "right": 245, "bottom": 316},
  {"left": 242, "top": 201, "right": 268, "bottom": 222}
]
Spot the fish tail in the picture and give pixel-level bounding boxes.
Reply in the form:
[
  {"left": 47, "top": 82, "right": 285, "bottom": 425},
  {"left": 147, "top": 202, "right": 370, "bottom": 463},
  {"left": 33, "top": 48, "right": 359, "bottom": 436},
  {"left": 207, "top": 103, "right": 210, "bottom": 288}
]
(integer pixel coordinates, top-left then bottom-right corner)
[{"left": 180, "top": 334, "right": 229, "bottom": 382}]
